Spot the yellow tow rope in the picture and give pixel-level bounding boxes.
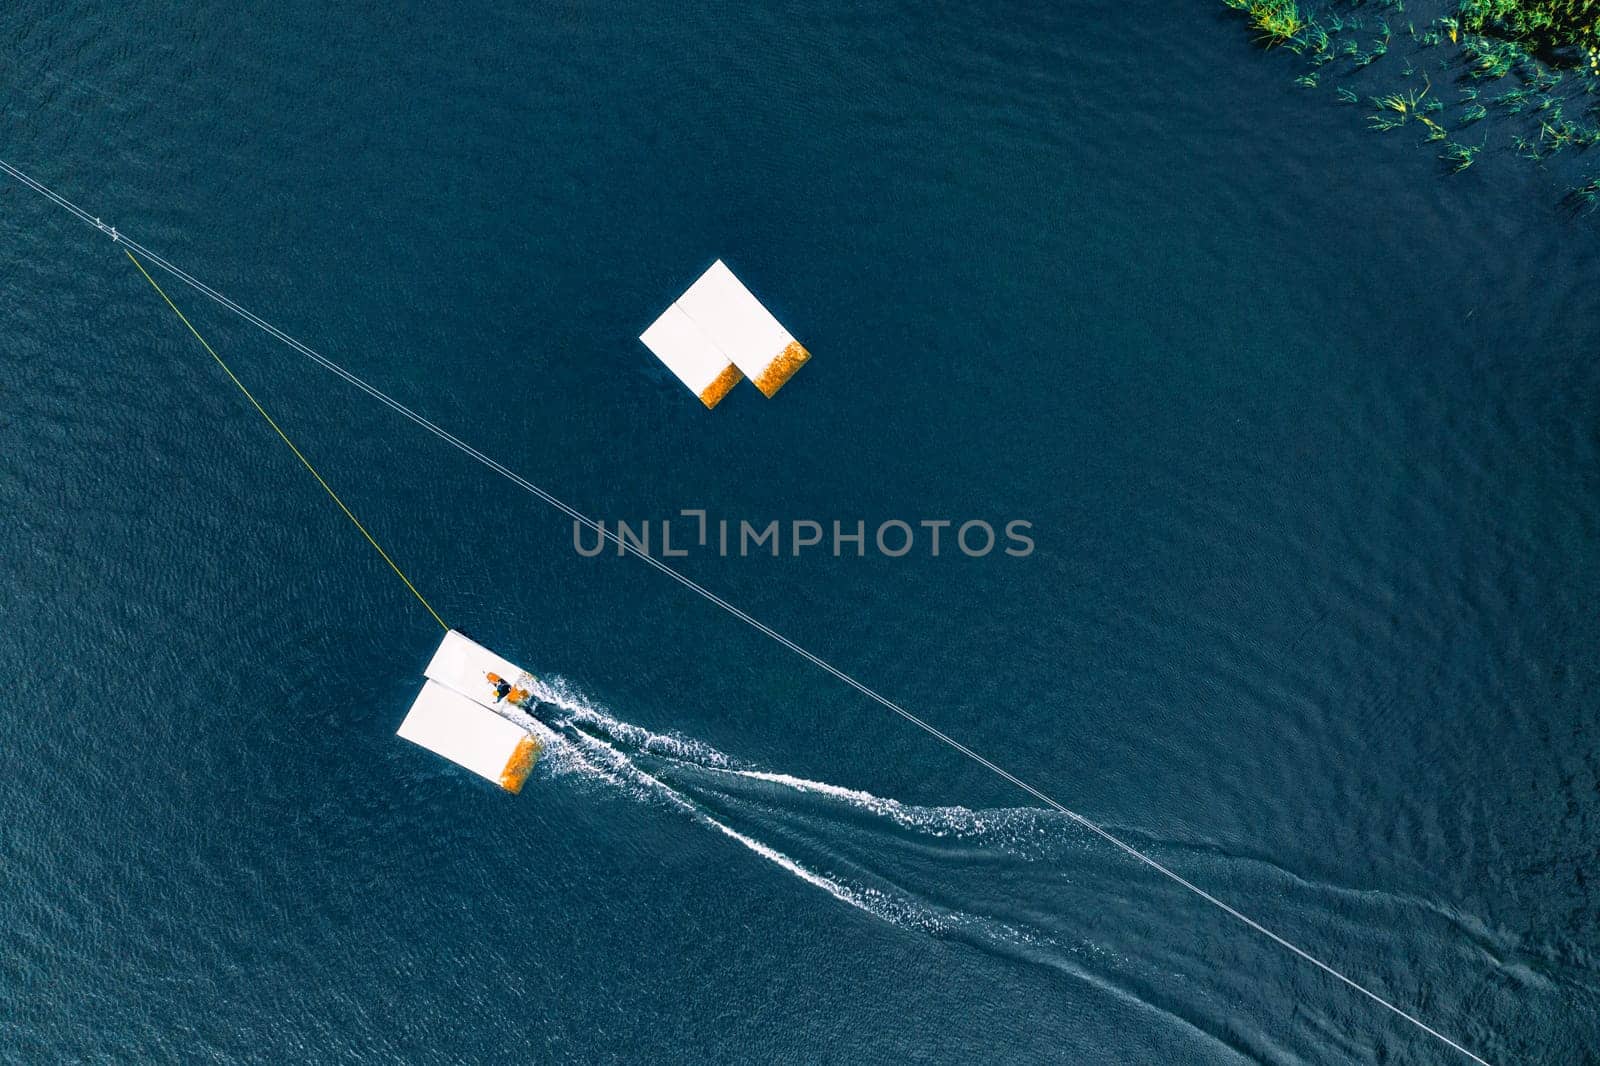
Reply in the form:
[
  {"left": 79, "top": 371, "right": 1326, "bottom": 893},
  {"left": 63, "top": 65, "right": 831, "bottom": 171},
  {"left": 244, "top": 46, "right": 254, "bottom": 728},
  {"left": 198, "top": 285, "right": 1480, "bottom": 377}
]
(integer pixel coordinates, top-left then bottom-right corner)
[{"left": 125, "top": 249, "right": 449, "bottom": 631}]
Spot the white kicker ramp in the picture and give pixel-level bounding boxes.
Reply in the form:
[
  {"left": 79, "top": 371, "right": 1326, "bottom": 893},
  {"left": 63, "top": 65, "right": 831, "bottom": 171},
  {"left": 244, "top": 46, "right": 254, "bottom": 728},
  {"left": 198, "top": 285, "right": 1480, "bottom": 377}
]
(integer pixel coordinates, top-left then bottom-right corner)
[
  {"left": 640, "top": 259, "right": 809, "bottom": 405},
  {"left": 397, "top": 630, "right": 543, "bottom": 792}
]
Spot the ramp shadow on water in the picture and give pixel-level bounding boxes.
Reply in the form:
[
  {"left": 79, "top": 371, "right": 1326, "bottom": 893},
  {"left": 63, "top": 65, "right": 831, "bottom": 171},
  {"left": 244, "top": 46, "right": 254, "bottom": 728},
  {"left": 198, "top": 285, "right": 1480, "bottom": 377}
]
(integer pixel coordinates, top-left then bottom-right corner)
[{"left": 509, "top": 678, "right": 1573, "bottom": 1065}]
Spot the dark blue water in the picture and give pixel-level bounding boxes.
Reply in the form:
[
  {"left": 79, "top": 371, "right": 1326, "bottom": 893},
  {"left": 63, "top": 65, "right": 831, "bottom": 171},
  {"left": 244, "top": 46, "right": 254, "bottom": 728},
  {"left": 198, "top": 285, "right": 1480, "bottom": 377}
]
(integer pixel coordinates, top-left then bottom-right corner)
[{"left": 3, "top": 2, "right": 1598, "bottom": 1062}]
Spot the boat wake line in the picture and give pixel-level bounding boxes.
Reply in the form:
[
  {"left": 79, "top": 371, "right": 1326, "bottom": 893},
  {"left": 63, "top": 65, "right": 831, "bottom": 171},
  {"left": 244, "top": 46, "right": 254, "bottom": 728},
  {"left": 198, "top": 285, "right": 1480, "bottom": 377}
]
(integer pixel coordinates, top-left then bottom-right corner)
[{"left": 502, "top": 678, "right": 1522, "bottom": 1065}]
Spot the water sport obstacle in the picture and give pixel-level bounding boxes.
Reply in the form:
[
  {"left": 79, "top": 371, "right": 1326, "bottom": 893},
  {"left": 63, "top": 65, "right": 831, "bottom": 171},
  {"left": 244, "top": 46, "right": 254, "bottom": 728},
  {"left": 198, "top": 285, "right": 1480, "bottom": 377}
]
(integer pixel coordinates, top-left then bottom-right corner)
[
  {"left": 398, "top": 630, "right": 545, "bottom": 792},
  {"left": 640, "top": 259, "right": 810, "bottom": 407},
  {"left": 0, "top": 157, "right": 1493, "bottom": 1066}
]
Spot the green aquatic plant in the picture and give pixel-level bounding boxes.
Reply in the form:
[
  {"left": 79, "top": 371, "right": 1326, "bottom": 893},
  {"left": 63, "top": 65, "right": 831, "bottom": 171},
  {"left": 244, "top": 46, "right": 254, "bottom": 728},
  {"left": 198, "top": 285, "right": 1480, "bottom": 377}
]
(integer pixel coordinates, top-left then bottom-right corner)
[
  {"left": 1543, "top": 117, "right": 1577, "bottom": 145},
  {"left": 1462, "top": 101, "right": 1491, "bottom": 120},
  {"left": 1463, "top": 34, "right": 1526, "bottom": 76},
  {"left": 1569, "top": 174, "right": 1600, "bottom": 208},
  {"left": 1337, "top": 86, "right": 1361, "bottom": 102},
  {"left": 1359, "top": 25, "right": 1393, "bottom": 63},
  {"left": 1370, "top": 92, "right": 1410, "bottom": 126},
  {"left": 1224, "top": 0, "right": 1308, "bottom": 45},
  {"left": 1441, "top": 140, "right": 1484, "bottom": 169},
  {"left": 1530, "top": 66, "right": 1564, "bottom": 90},
  {"left": 1540, "top": 115, "right": 1600, "bottom": 145},
  {"left": 1368, "top": 76, "right": 1433, "bottom": 130},
  {"left": 1296, "top": 71, "right": 1322, "bottom": 86},
  {"left": 1496, "top": 85, "right": 1535, "bottom": 110}
]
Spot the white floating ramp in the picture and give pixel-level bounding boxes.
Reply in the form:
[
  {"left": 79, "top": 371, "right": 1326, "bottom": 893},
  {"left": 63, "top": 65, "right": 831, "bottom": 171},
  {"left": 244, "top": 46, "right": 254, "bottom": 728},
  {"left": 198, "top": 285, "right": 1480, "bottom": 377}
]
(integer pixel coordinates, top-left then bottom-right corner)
[
  {"left": 397, "top": 630, "right": 543, "bottom": 793},
  {"left": 641, "top": 260, "right": 809, "bottom": 403}
]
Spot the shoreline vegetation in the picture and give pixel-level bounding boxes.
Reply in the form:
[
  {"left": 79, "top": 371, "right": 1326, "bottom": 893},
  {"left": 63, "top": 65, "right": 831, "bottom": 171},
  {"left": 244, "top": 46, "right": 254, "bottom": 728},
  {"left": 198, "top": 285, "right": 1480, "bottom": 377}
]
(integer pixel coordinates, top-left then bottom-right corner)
[
  {"left": 1458, "top": 0, "right": 1599, "bottom": 53},
  {"left": 1226, "top": 0, "right": 1597, "bottom": 53},
  {"left": 1223, "top": 0, "right": 1600, "bottom": 203}
]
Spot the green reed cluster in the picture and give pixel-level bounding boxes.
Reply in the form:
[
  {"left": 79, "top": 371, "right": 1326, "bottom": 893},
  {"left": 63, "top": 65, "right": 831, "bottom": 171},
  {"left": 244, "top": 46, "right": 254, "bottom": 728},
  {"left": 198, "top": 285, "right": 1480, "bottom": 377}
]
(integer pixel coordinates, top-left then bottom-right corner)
[
  {"left": 1224, "top": 0, "right": 1308, "bottom": 45},
  {"left": 1441, "top": 139, "right": 1485, "bottom": 169},
  {"left": 1218, "top": 0, "right": 1600, "bottom": 195},
  {"left": 1458, "top": 0, "right": 1600, "bottom": 53}
]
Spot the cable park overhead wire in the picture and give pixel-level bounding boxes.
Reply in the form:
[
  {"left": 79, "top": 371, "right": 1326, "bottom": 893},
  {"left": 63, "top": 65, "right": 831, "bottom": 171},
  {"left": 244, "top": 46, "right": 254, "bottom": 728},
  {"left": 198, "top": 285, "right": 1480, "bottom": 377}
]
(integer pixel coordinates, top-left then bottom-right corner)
[{"left": 0, "top": 157, "right": 1493, "bottom": 1066}]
